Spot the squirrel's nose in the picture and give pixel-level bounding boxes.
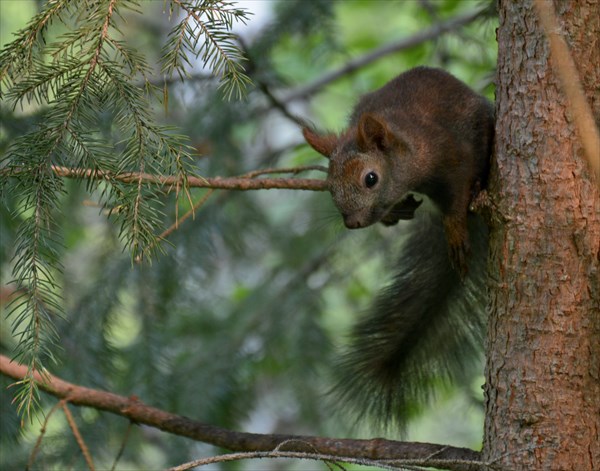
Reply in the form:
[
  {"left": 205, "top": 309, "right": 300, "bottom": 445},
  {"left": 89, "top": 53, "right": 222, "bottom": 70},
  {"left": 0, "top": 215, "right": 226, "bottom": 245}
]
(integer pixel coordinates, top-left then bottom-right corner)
[{"left": 342, "top": 214, "right": 363, "bottom": 229}]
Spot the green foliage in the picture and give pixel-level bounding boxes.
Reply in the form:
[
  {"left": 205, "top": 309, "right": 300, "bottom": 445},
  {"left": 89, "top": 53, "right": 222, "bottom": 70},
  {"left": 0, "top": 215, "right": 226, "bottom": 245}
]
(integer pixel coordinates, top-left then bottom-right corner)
[
  {"left": 1, "top": 0, "right": 250, "bottom": 423},
  {"left": 0, "top": 0, "right": 497, "bottom": 469},
  {"left": 161, "top": 0, "right": 251, "bottom": 99}
]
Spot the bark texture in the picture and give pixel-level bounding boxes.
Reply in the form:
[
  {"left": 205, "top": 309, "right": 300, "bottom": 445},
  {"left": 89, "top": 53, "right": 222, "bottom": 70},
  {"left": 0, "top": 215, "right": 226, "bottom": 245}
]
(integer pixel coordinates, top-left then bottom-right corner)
[{"left": 484, "top": 1, "right": 600, "bottom": 470}]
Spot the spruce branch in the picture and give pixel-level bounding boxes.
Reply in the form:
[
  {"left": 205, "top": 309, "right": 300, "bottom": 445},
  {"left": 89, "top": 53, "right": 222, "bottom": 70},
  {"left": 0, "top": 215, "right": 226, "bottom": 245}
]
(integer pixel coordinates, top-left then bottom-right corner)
[
  {"left": 0, "top": 0, "right": 210, "bottom": 422},
  {"left": 1, "top": 0, "right": 123, "bottom": 422},
  {"left": 161, "top": 0, "right": 251, "bottom": 99},
  {"left": 0, "top": 0, "right": 68, "bottom": 88},
  {"left": 6, "top": 147, "right": 65, "bottom": 423},
  {"left": 0, "top": 0, "right": 287, "bottom": 422}
]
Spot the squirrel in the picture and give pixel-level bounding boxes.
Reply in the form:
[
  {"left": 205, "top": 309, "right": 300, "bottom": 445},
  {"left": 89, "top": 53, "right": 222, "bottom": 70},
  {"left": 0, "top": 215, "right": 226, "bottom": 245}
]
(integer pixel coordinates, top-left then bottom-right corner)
[{"left": 302, "top": 66, "right": 495, "bottom": 427}]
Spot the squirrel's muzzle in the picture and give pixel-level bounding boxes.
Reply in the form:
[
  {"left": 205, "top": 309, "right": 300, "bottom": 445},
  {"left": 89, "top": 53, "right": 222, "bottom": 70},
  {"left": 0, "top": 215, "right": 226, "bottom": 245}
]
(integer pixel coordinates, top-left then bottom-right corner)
[{"left": 342, "top": 213, "right": 368, "bottom": 229}]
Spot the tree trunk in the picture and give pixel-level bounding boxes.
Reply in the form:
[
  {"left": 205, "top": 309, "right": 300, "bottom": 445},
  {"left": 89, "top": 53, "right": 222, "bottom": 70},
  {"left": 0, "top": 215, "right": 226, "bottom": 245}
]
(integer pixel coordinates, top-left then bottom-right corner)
[{"left": 483, "top": 1, "right": 600, "bottom": 470}]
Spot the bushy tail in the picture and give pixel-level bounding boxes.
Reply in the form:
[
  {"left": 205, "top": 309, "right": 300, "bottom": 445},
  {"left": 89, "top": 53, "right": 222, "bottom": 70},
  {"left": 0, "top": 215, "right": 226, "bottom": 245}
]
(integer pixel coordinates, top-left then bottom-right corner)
[{"left": 333, "top": 212, "right": 488, "bottom": 429}]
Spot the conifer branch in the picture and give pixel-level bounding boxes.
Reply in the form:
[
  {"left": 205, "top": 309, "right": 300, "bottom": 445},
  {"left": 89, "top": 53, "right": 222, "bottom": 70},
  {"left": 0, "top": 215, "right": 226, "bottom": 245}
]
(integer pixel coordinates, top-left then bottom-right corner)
[
  {"left": 34, "top": 165, "right": 330, "bottom": 191},
  {"left": 0, "top": 0, "right": 252, "bottom": 423},
  {"left": 162, "top": 0, "right": 251, "bottom": 99},
  {"left": 0, "top": 0, "right": 67, "bottom": 86},
  {"left": 2, "top": 0, "right": 124, "bottom": 422}
]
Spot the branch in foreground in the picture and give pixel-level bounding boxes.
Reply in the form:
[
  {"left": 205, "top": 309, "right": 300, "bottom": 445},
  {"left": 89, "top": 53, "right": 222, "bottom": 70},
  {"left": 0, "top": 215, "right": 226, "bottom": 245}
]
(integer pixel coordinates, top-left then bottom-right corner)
[
  {"left": 168, "top": 449, "right": 480, "bottom": 471},
  {"left": 48, "top": 165, "right": 329, "bottom": 192},
  {"left": 0, "top": 354, "right": 481, "bottom": 471}
]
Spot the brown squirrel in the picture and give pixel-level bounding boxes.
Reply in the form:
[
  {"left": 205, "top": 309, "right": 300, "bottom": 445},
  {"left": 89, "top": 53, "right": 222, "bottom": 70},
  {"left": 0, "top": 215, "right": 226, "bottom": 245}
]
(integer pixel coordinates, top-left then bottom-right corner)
[{"left": 303, "top": 66, "right": 494, "bottom": 427}]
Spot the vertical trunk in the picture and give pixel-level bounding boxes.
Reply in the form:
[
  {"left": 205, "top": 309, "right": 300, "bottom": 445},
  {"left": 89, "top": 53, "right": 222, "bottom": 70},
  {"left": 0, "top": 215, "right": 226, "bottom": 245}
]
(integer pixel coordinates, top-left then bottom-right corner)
[{"left": 484, "top": 1, "right": 600, "bottom": 469}]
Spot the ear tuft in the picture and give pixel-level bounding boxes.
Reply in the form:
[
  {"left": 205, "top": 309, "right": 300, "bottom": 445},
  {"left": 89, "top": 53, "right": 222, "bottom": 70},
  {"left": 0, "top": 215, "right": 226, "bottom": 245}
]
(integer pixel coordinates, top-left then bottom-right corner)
[
  {"left": 302, "top": 128, "right": 338, "bottom": 158},
  {"left": 357, "top": 114, "right": 393, "bottom": 152}
]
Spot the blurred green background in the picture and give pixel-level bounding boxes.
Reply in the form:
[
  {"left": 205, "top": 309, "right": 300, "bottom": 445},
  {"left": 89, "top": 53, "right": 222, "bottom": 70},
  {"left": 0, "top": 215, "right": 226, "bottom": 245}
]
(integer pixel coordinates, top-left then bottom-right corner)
[{"left": 0, "top": 1, "right": 497, "bottom": 469}]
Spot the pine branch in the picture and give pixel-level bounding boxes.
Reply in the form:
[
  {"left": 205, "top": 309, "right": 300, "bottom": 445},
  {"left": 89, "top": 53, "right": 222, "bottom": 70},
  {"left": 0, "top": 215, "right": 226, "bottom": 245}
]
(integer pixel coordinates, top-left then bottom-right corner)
[{"left": 0, "top": 354, "right": 482, "bottom": 471}]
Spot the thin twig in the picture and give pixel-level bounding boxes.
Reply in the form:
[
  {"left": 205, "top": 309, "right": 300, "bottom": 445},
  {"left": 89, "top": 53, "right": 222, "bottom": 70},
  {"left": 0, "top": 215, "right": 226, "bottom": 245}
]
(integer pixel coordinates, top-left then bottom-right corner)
[
  {"left": 238, "top": 165, "right": 327, "bottom": 179},
  {"left": 257, "top": 77, "right": 309, "bottom": 128},
  {"left": 110, "top": 421, "right": 134, "bottom": 471},
  {"left": 61, "top": 402, "right": 96, "bottom": 471},
  {"left": 167, "top": 448, "right": 492, "bottom": 471},
  {"left": 133, "top": 189, "right": 215, "bottom": 264},
  {"left": 26, "top": 399, "right": 65, "bottom": 471},
  {"left": 167, "top": 189, "right": 214, "bottom": 234},
  {"left": 166, "top": 450, "right": 402, "bottom": 471},
  {"left": 129, "top": 164, "right": 327, "bottom": 261}
]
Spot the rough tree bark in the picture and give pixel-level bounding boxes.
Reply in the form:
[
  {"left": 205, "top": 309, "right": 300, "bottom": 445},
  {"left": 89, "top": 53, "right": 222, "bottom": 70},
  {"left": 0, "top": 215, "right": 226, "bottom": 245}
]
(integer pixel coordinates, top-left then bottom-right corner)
[{"left": 483, "top": 1, "right": 599, "bottom": 470}]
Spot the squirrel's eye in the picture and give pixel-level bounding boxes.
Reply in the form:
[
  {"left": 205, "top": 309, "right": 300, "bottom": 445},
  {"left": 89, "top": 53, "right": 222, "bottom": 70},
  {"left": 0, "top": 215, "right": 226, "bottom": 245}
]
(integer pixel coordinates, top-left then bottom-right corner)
[{"left": 364, "top": 171, "right": 379, "bottom": 188}]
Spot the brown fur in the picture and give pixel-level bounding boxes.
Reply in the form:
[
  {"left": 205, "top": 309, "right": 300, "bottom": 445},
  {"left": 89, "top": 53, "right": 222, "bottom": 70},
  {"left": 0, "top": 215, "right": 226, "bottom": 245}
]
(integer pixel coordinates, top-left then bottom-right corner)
[{"left": 303, "top": 66, "right": 494, "bottom": 274}]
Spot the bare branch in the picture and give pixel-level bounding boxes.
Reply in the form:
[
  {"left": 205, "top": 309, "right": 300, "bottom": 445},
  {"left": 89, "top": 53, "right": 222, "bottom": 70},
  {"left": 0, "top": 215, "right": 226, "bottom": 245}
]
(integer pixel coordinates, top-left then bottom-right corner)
[
  {"left": 283, "top": 8, "right": 488, "bottom": 103},
  {"left": 169, "top": 450, "right": 388, "bottom": 471},
  {"left": 3, "top": 164, "right": 328, "bottom": 191},
  {"left": 46, "top": 165, "right": 329, "bottom": 192},
  {"left": 110, "top": 421, "right": 133, "bottom": 471},
  {"left": 0, "top": 354, "right": 481, "bottom": 471}
]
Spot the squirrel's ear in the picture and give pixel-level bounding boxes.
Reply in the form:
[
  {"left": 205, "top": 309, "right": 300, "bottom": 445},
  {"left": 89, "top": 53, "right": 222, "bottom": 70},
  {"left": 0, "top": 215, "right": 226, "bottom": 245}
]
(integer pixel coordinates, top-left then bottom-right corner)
[
  {"left": 357, "top": 113, "right": 396, "bottom": 152},
  {"left": 303, "top": 127, "right": 338, "bottom": 158}
]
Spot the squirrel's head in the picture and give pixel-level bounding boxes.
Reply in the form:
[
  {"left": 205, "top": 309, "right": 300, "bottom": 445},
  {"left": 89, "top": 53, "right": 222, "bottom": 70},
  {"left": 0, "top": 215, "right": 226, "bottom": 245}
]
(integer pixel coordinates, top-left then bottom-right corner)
[{"left": 303, "top": 113, "right": 421, "bottom": 229}]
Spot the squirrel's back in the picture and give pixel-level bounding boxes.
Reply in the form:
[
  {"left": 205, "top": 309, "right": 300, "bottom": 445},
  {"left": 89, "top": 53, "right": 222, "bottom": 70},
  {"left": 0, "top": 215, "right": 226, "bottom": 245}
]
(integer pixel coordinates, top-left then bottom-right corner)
[
  {"left": 351, "top": 66, "right": 490, "bottom": 122},
  {"left": 350, "top": 66, "right": 494, "bottom": 187}
]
